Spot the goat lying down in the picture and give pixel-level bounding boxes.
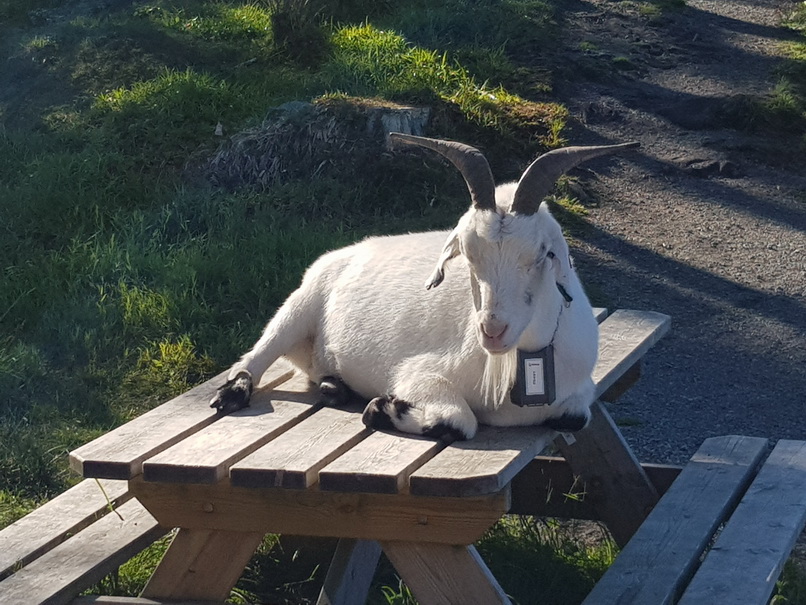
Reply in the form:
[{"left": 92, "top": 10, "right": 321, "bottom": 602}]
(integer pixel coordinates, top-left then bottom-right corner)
[{"left": 211, "top": 134, "right": 638, "bottom": 440}]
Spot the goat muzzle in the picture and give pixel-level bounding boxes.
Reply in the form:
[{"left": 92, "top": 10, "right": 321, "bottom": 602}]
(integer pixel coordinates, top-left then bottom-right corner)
[{"left": 480, "top": 318, "right": 509, "bottom": 352}]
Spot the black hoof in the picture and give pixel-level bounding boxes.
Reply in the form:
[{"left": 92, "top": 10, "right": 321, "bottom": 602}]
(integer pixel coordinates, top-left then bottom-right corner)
[
  {"left": 210, "top": 370, "right": 253, "bottom": 415},
  {"left": 422, "top": 422, "right": 468, "bottom": 442},
  {"left": 542, "top": 412, "right": 589, "bottom": 432},
  {"left": 362, "top": 396, "right": 411, "bottom": 432},
  {"left": 318, "top": 376, "right": 354, "bottom": 407}
]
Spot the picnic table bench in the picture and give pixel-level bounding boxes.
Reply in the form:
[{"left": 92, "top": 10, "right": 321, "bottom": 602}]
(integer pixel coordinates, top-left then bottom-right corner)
[{"left": 1, "top": 307, "right": 804, "bottom": 605}]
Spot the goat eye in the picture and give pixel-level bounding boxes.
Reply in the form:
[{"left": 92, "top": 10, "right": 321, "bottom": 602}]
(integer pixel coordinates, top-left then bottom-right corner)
[{"left": 547, "top": 251, "right": 556, "bottom": 259}]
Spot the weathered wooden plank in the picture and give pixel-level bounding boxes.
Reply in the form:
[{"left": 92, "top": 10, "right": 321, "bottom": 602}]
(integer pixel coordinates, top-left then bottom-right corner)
[
  {"left": 592, "top": 309, "right": 670, "bottom": 399},
  {"left": 142, "top": 373, "right": 316, "bottom": 484},
  {"left": 554, "top": 401, "right": 659, "bottom": 547},
  {"left": 69, "top": 359, "right": 298, "bottom": 479},
  {"left": 0, "top": 479, "right": 130, "bottom": 581},
  {"left": 130, "top": 476, "right": 509, "bottom": 545},
  {"left": 678, "top": 439, "right": 806, "bottom": 605},
  {"left": 141, "top": 528, "right": 264, "bottom": 601},
  {"left": 409, "top": 310, "right": 670, "bottom": 499},
  {"left": 582, "top": 435, "right": 769, "bottom": 605},
  {"left": 592, "top": 307, "right": 608, "bottom": 323},
  {"left": 318, "top": 430, "right": 443, "bottom": 494},
  {"left": 381, "top": 541, "right": 511, "bottom": 605},
  {"left": 316, "top": 539, "right": 381, "bottom": 605},
  {"left": 509, "top": 456, "right": 681, "bottom": 519},
  {"left": 0, "top": 499, "right": 166, "bottom": 605},
  {"left": 409, "top": 426, "right": 555, "bottom": 497},
  {"left": 230, "top": 406, "right": 370, "bottom": 489}
]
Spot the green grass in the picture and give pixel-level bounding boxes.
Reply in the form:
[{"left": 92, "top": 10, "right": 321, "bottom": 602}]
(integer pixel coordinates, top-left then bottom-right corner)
[
  {"left": 138, "top": 2, "right": 273, "bottom": 42},
  {"left": 637, "top": 0, "right": 686, "bottom": 20},
  {"left": 773, "top": 561, "right": 806, "bottom": 605},
  {"left": 323, "top": 22, "right": 568, "bottom": 159}
]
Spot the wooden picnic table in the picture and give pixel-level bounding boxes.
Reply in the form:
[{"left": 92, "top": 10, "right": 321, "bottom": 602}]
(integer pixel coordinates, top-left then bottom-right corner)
[{"left": 64, "top": 309, "right": 671, "bottom": 605}]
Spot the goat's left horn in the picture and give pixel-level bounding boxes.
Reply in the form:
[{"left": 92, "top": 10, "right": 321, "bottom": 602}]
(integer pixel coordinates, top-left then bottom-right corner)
[
  {"left": 510, "top": 142, "right": 640, "bottom": 215},
  {"left": 389, "top": 133, "right": 497, "bottom": 211}
]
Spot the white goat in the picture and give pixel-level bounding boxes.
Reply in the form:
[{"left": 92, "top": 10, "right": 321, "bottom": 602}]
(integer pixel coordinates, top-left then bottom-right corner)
[{"left": 210, "top": 134, "right": 638, "bottom": 440}]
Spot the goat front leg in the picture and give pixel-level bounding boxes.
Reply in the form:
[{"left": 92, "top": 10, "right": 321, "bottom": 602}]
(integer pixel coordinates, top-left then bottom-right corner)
[
  {"left": 541, "top": 379, "right": 595, "bottom": 432},
  {"left": 362, "top": 363, "right": 478, "bottom": 441}
]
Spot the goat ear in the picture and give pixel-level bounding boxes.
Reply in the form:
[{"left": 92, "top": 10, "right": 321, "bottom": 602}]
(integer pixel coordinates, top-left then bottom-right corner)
[
  {"left": 541, "top": 204, "right": 574, "bottom": 304},
  {"left": 549, "top": 242, "right": 574, "bottom": 304},
  {"left": 426, "top": 227, "right": 461, "bottom": 289}
]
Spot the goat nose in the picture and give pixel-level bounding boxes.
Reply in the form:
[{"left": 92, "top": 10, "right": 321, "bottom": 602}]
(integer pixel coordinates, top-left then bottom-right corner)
[{"left": 481, "top": 319, "right": 508, "bottom": 340}]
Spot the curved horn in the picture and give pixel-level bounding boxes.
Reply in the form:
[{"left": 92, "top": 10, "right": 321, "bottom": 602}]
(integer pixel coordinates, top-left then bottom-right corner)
[
  {"left": 389, "top": 133, "right": 496, "bottom": 211},
  {"left": 510, "top": 142, "right": 640, "bottom": 215}
]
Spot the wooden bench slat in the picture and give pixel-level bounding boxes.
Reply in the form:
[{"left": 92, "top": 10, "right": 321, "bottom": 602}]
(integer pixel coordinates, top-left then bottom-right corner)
[
  {"left": 592, "top": 309, "right": 670, "bottom": 399},
  {"left": 592, "top": 307, "right": 608, "bottom": 323},
  {"left": 317, "top": 431, "right": 443, "bottom": 494},
  {"left": 678, "top": 439, "right": 806, "bottom": 605},
  {"left": 69, "top": 360, "right": 297, "bottom": 480},
  {"left": 0, "top": 499, "right": 166, "bottom": 605},
  {"left": 582, "top": 435, "right": 769, "bottom": 605},
  {"left": 409, "top": 426, "right": 554, "bottom": 498},
  {"left": 230, "top": 406, "right": 370, "bottom": 489},
  {"left": 0, "top": 479, "right": 130, "bottom": 581},
  {"left": 142, "top": 373, "right": 316, "bottom": 484},
  {"left": 408, "top": 310, "right": 671, "bottom": 498}
]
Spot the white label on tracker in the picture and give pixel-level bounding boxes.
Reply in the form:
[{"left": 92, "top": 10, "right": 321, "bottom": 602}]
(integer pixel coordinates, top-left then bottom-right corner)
[{"left": 524, "top": 358, "right": 546, "bottom": 395}]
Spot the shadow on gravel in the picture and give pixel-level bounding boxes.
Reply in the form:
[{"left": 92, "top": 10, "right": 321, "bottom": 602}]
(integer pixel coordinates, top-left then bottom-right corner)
[
  {"left": 577, "top": 222, "right": 806, "bottom": 334},
  {"left": 575, "top": 219, "right": 806, "bottom": 320},
  {"left": 575, "top": 226, "right": 806, "bottom": 456},
  {"left": 676, "top": 3, "right": 798, "bottom": 43},
  {"left": 573, "top": 141, "right": 806, "bottom": 232},
  {"left": 671, "top": 170, "right": 806, "bottom": 233},
  {"left": 574, "top": 224, "right": 806, "bottom": 460}
]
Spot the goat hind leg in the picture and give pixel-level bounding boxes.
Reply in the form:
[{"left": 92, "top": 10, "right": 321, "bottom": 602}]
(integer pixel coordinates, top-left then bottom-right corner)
[{"left": 211, "top": 288, "right": 315, "bottom": 414}]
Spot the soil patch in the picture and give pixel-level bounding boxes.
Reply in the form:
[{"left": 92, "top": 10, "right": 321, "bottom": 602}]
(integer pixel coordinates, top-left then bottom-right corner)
[{"left": 545, "top": 0, "right": 806, "bottom": 465}]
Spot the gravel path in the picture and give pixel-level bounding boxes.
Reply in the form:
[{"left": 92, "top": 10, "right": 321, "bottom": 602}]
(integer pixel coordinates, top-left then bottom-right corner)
[{"left": 555, "top": 0, "right": 806, "bottom": 464}]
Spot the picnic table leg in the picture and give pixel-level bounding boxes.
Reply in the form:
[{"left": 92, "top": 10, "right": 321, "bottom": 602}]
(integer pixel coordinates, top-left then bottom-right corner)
[
  {"left": 554, "top": 401, "right": 659, "bottom": 547},
  {"left": 141, "top": 528, "right": 264, "bottom": 600},
  {"left": 317, "top": 538, "right": 381, "bottom": 605},
  {"left": 381, "top": 541, "right": 511, "bottom": 605}
]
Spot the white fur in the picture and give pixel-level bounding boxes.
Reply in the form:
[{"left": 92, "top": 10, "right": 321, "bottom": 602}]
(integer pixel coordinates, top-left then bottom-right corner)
[{"left": 225, "top": 186, "right": 598, "bottom": 440}]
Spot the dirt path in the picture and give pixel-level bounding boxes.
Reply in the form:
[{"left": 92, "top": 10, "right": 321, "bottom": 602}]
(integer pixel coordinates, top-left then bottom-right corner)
[{"left": 555, "top": 0, "right": 806, "bottom": 464}]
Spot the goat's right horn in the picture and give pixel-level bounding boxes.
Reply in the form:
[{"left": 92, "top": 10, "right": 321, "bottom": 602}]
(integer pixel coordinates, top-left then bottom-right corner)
[
  {"left": 389, "top": 133, "right": 496, "bottom": 211},
  {"left": 510, "top": 142, "right": 640, "bottom": 215}
]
